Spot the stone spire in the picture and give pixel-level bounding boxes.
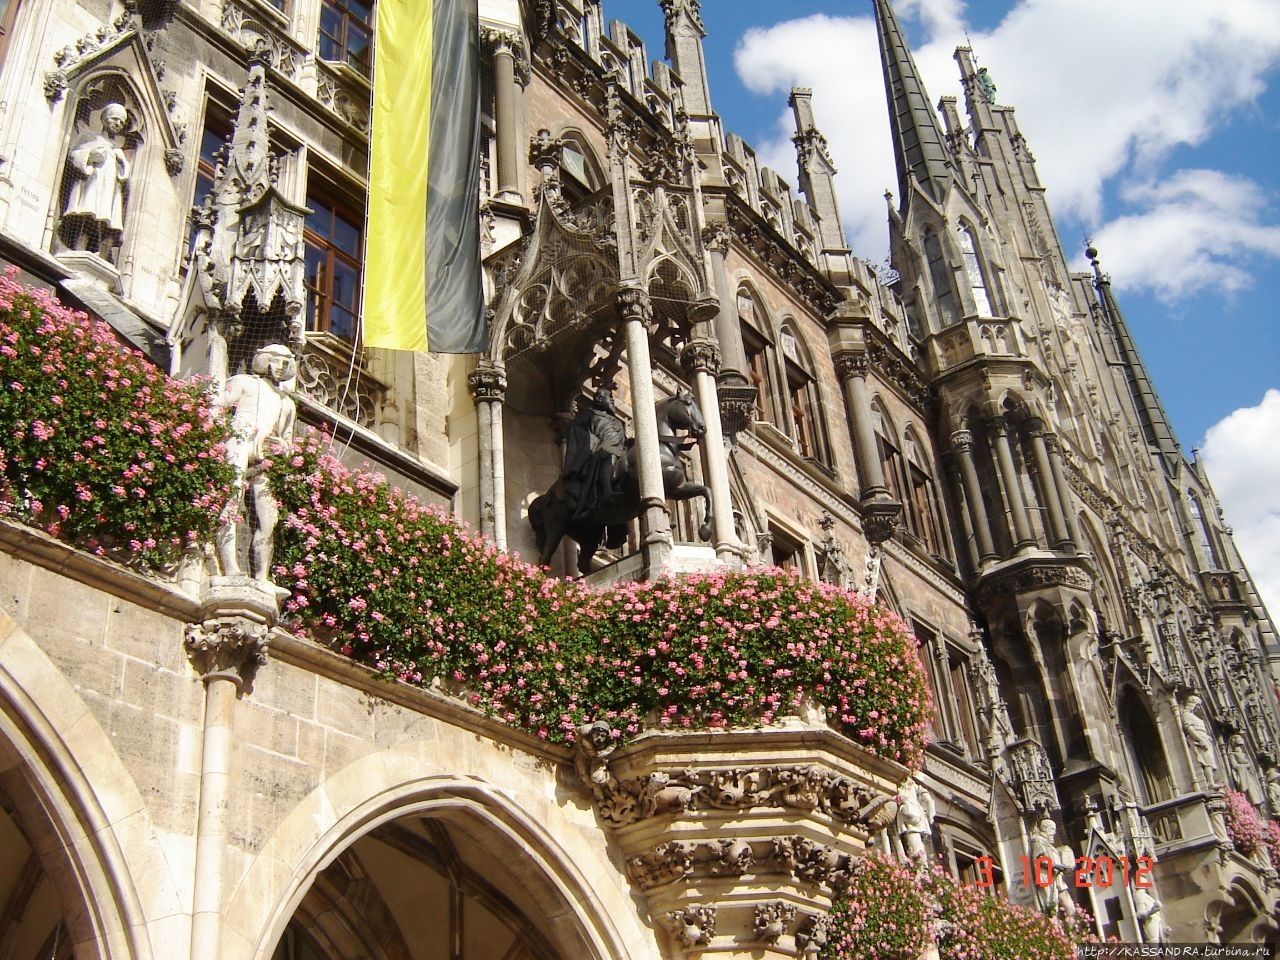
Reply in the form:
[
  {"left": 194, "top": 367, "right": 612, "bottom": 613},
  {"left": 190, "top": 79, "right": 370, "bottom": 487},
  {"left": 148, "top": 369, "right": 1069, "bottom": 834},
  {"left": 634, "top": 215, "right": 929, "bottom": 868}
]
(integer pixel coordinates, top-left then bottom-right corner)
[
  {"left": 871, "top": 0, "right": 953, "bottom": 207},
  {"left": 215, "top": 42, "right": 309, "bottom": 352},
  {"left": 1087, "top": 245, "right": 1181, "bottom": 477},
  {"left": 789, "top": 88, "right": 849, "bottom": 259},
  {"left": 661, "top": 0, "right": 712, "bottom": 118}
]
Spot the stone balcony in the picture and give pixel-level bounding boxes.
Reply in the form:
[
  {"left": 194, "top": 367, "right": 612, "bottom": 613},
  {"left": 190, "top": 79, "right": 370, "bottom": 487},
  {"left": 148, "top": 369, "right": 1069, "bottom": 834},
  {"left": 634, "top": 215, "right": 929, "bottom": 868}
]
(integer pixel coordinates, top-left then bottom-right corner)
[{"left": 576, "top": 720, "right": 906, "bottom": 957}]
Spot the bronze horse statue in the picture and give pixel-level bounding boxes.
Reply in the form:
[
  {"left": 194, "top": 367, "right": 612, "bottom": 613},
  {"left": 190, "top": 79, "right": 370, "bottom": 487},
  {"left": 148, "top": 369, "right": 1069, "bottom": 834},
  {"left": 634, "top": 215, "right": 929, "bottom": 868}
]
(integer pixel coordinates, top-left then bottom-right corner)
[{"left": 529, "top": 390, "right": 713, "bottom": 575}]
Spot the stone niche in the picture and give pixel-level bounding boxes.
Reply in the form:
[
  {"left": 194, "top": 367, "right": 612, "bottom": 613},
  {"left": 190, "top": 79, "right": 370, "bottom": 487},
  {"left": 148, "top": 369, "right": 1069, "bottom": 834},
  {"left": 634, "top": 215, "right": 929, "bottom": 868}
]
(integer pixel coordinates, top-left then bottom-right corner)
[{"left": 582, "top": 723, "right": 906, "bottom": 958}]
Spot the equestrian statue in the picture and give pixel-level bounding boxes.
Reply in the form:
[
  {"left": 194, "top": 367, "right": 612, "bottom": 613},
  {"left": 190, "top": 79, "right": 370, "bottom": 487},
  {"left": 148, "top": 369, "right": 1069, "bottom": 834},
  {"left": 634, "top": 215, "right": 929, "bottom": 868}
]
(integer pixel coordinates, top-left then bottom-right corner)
[{"left": 529, "top": 387, "right": 713, "bottom": 575}]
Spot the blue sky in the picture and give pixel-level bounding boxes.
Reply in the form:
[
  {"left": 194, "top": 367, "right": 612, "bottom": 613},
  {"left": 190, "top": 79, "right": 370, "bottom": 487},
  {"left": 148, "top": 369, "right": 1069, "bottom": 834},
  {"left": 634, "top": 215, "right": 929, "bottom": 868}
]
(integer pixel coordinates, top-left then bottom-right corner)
[{"left": 608, "top": 0, "right": 1280, "bottom": 612}]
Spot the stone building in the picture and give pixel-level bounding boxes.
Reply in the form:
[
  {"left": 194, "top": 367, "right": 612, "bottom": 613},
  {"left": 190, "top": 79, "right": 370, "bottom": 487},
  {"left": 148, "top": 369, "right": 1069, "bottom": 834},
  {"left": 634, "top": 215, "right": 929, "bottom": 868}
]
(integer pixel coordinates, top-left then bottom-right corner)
[{"left": 0, "top": 0, "right": 1277, "bottom": 957}]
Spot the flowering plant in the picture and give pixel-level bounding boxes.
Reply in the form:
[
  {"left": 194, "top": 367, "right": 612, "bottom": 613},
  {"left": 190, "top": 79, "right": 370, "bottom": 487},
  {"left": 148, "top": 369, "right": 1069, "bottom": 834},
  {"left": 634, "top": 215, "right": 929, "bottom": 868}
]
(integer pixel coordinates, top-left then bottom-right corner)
[
  {"left": 1225, "top": 789, "right": 1266, "bottom": 856},
  {"left": 935, "top": 881, "right": 1088, "bottom": 960},
  {"left": 268, "top": 432, "right": 931, "bottom": 762},
  {"left": 0, "top": 271, "right": 233, "bottom": 569},
  {"left": 824, "top": 856, "right": 1095, "bottom": 960},
  {"left": 1266, "top": 819, "right": 1280, "bottom": 868},
  {"left": 570, "top": 571, "right": 931, "bottom": 766},
  {"left": 822, "top": 855, "right": 938, "bottom": 959}
]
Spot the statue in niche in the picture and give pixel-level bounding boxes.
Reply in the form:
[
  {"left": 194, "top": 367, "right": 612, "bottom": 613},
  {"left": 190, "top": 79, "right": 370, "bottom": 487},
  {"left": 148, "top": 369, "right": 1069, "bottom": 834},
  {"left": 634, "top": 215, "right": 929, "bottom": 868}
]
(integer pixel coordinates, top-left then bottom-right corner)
[
  {"left": 529, "top": 387, "right": 712, "bottom": 576},
  {"left": 896, "top": 776, "right": 936, "bottom": 860},
  {"left": 1266, "top": 767, "right": 1280, "bottom": 816},
  {"left": 1226, "top": 734, "right": 1263, "bottom": 805},
  {"left": 1029, "top": 817, "right": 1077, "bottom": 918},
  {"left": 1181, "top": 694, "right": 1219, "bottom": 783},
  {"left": 215, "top": 345, "right": 297, "bottom": 590},
  {"left": 61, "top": 102, "right": 131, "bottom": 260}
]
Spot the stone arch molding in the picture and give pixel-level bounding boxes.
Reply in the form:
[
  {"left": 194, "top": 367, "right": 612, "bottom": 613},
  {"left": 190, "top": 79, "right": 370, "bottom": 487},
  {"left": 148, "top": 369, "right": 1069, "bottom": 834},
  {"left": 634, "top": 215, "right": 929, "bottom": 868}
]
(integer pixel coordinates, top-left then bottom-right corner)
[
  {"left": 0, "top": 613, "right": 183, "bottom": 960},
  {"left": 227, "top": 744, "right": 657, "bottom": 960}
]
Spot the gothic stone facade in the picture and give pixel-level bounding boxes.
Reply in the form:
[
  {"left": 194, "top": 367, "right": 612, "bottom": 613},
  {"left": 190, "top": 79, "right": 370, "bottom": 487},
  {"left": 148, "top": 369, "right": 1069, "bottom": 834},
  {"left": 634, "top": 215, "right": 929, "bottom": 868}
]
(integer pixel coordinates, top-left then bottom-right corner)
[{"left": 0, "top": 0, "right": 1277, "bottom": 957}]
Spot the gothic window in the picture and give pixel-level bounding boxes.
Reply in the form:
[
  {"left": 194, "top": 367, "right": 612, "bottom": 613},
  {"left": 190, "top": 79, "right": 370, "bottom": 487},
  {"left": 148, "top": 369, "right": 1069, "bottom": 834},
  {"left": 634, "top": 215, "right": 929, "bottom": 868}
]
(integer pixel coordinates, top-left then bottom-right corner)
[
  {"left": 871, "top": 399, "right": 907, "bottom": 508},
  {"left": 187, "top": 100, "right": 232, "bottom": 250},
  {"left": 780, "top": 322, "right": 830, "bottom": 468},
  {"left": 903, "top": 430, "right": 947, "bottom": 558},
  {"left": 948, "top": 648, "right": 980, "bottom": 755},
  {"left": 318, "top": 0, "right": 372, "bottom": 77},
  {"left": 768, "top": 523, "right": 807, "bottom": 574},
  {"left": 923, "top": 229, "right": 959, "bottom": 327},
  {"left": 957, "top": 223, "right": 993, "bottom": 317},
  {"left": 304, "top": 178, "right": 362, "bottom": 342},
  {"left": 911, "top": 620, "right": 944, "bottom": 738},
  {"left": 1187, "top": 491, "right": 1223, "bottom": 570},
  {"left": 557, "top": 133, "right": 604, "bottom": 202},
  {"left": 739, "top": 288, "right": 783, "bottom": 429}
]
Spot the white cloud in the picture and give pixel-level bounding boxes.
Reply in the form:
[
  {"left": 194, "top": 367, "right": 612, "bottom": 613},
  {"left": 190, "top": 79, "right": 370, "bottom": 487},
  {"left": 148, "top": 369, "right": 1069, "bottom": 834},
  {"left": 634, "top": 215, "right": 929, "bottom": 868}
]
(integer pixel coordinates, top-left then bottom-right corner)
[
  {"left": 1081, "top": 170, "right": 1280, "bottom": 300},
  {"left": 732, "top": 0, "right": 1280, "bottom": 270},
  {"left": 1200, "top": 390, "right": 1280, "bottom": 619},
  {"left": 734, "top": 15, "right": 897, "bottom": 258}
]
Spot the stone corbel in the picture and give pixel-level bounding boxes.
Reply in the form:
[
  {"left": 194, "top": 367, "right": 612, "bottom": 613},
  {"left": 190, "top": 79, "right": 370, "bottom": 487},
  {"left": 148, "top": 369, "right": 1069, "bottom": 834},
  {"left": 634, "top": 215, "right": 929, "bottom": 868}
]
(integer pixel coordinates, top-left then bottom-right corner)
[
  {"left": 751, "top": 902, "right": 796, "bottom": 945},
  {"left": 668, "top": 905, "right": 716, "bottom": 948},
  {"left": 184, "top": 614, "right": 269, "bottom": 689}
]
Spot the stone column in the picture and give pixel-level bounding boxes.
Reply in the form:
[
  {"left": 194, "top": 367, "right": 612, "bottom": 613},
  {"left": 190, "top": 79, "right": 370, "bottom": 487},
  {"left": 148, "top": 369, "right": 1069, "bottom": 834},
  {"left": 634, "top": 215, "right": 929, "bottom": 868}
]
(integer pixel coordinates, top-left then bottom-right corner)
[
  {"left": 834, "top": 352, "right": 889, "bottom": 502},
  {"left": 469, "top": 361, "right": 508, "bottom": 547},
  {"left": 945, "top": 457, "right": 981, "bottom": 571},
  {"left": 484, "top": 29, "right": 527, "bottom": 202},
  {"left": 985, "top": 415, "right": 1036, "bottom": 551},
  {"left": 950, "top": 429, "right": 998, "bottom": 563},
  {"left": 184, "top": 583, "right": 274, "bottom": 960},
  {"left": 1043, "top": 433, "right": 1080, "bottom": 551},
  {"left": 1023, "top": 417, "right": 1071, "bottom": 550},
  {"left": 702, "top": 224, "right": 755, "bottom": 438},
  {"left": 620, "top": 287, "right": 673, "bottom": 573},
  {"left": 681, "top": 337, "right": 738, "bottom": 562}
]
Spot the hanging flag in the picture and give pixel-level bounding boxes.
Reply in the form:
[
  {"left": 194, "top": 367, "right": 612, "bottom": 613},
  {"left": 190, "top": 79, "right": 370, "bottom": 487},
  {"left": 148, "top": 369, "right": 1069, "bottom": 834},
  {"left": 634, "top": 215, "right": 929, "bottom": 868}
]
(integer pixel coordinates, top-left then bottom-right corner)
[{"left": 363, "top": 0, "right": 484, "bottom": 352}]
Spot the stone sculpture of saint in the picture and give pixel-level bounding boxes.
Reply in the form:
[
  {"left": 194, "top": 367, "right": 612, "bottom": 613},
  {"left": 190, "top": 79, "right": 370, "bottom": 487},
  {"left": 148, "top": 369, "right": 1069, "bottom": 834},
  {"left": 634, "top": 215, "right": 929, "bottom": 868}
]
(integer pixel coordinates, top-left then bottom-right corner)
[
  {"left": 1227, "top": 733, "right": 1262, "bottom": 805},
  {"left": 1266, "top": 767, "right": 1280, "bottom": 816},
  {"left": 215, "top": 344, "right": 297, "bottom": 588},
  {"left": 896, "top": 777, "right": 935, "bottom": 860},
  {"left": 1181, "top": 694, "right": 1218, "bottom": 782},
  {"left": 1030, "top": 818, "right": 1077, "bottom": 918},
  {"left": 1132, "top": 887, "right": 1166, "bottom": 944},
  {"left": 62, "top": 102, "right": 130, "bottom": 258}
]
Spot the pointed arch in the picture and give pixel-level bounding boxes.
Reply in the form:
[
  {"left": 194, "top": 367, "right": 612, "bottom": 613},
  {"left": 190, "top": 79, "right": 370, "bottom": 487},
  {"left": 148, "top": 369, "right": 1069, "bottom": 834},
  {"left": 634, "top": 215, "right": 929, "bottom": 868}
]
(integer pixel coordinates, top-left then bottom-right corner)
[
  {"left": 0, "top": 614, "right": 173, "bottom": 960},
  {"left": 553, "top": 127, "right": 606, "bottom": 196},
  {"left": 1186, "top": 490, "right": 1223, "bottom": 571},
  {"left": 736, "top": 281, "right": 783, "bottom": 429},
  {"left": 1117, "top": 686, "right": 1174, "bottom": 805},
  {"left": 956, "top": 220, "right": 994, "bottom": 317},
  {"left": 922, "top": 227, "right": 959, "bottom": 328},
  {"left": 870, "top": 395, "right": 907, "bottom": 511},
  {"left": 228, "top": 745, "right": 647, "bottom": 960},
  {"left": 779, "top": 319, "right": 831, "bottom": 467},
  {"left": 902, "top": 425, "right": 948, "bottom": 558}
]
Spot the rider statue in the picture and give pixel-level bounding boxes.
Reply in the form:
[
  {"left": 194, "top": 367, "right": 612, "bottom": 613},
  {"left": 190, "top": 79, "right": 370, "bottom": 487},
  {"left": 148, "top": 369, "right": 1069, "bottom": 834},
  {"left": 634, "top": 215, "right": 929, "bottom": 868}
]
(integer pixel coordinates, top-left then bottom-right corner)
[{"left": 562, "top": 387, "right": 629, "bottom": 522}]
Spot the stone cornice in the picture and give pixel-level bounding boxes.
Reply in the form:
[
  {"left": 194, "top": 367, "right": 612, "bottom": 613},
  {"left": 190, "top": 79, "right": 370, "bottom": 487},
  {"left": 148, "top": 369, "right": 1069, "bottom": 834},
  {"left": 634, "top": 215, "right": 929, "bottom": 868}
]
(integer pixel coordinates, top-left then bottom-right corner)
[{"left": 724, "top": 195, "right": 840, "bottom": 315}]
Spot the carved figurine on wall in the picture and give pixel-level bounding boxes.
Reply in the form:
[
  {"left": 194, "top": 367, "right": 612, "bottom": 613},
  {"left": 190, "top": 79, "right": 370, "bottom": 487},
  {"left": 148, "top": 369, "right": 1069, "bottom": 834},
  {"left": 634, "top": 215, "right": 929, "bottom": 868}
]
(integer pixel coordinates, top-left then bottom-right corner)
[
  {"left": 896, "top": 776, "right": 936, "bottom": 861},
  {"left": 215, "top": 344, "right": 297, "bottom": 591},
  {"left": 1266, "top": 767, "right": 1280, "bottom": 816},
  {"left": 1181, "top": 694, "right": 1219, "bottom": 784},
  {"left": 61, "top": 102, "right": 131, "bottom": 260},
  {"left": 1030, "top": 817, "right": 1077, "bottom": 918}
]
